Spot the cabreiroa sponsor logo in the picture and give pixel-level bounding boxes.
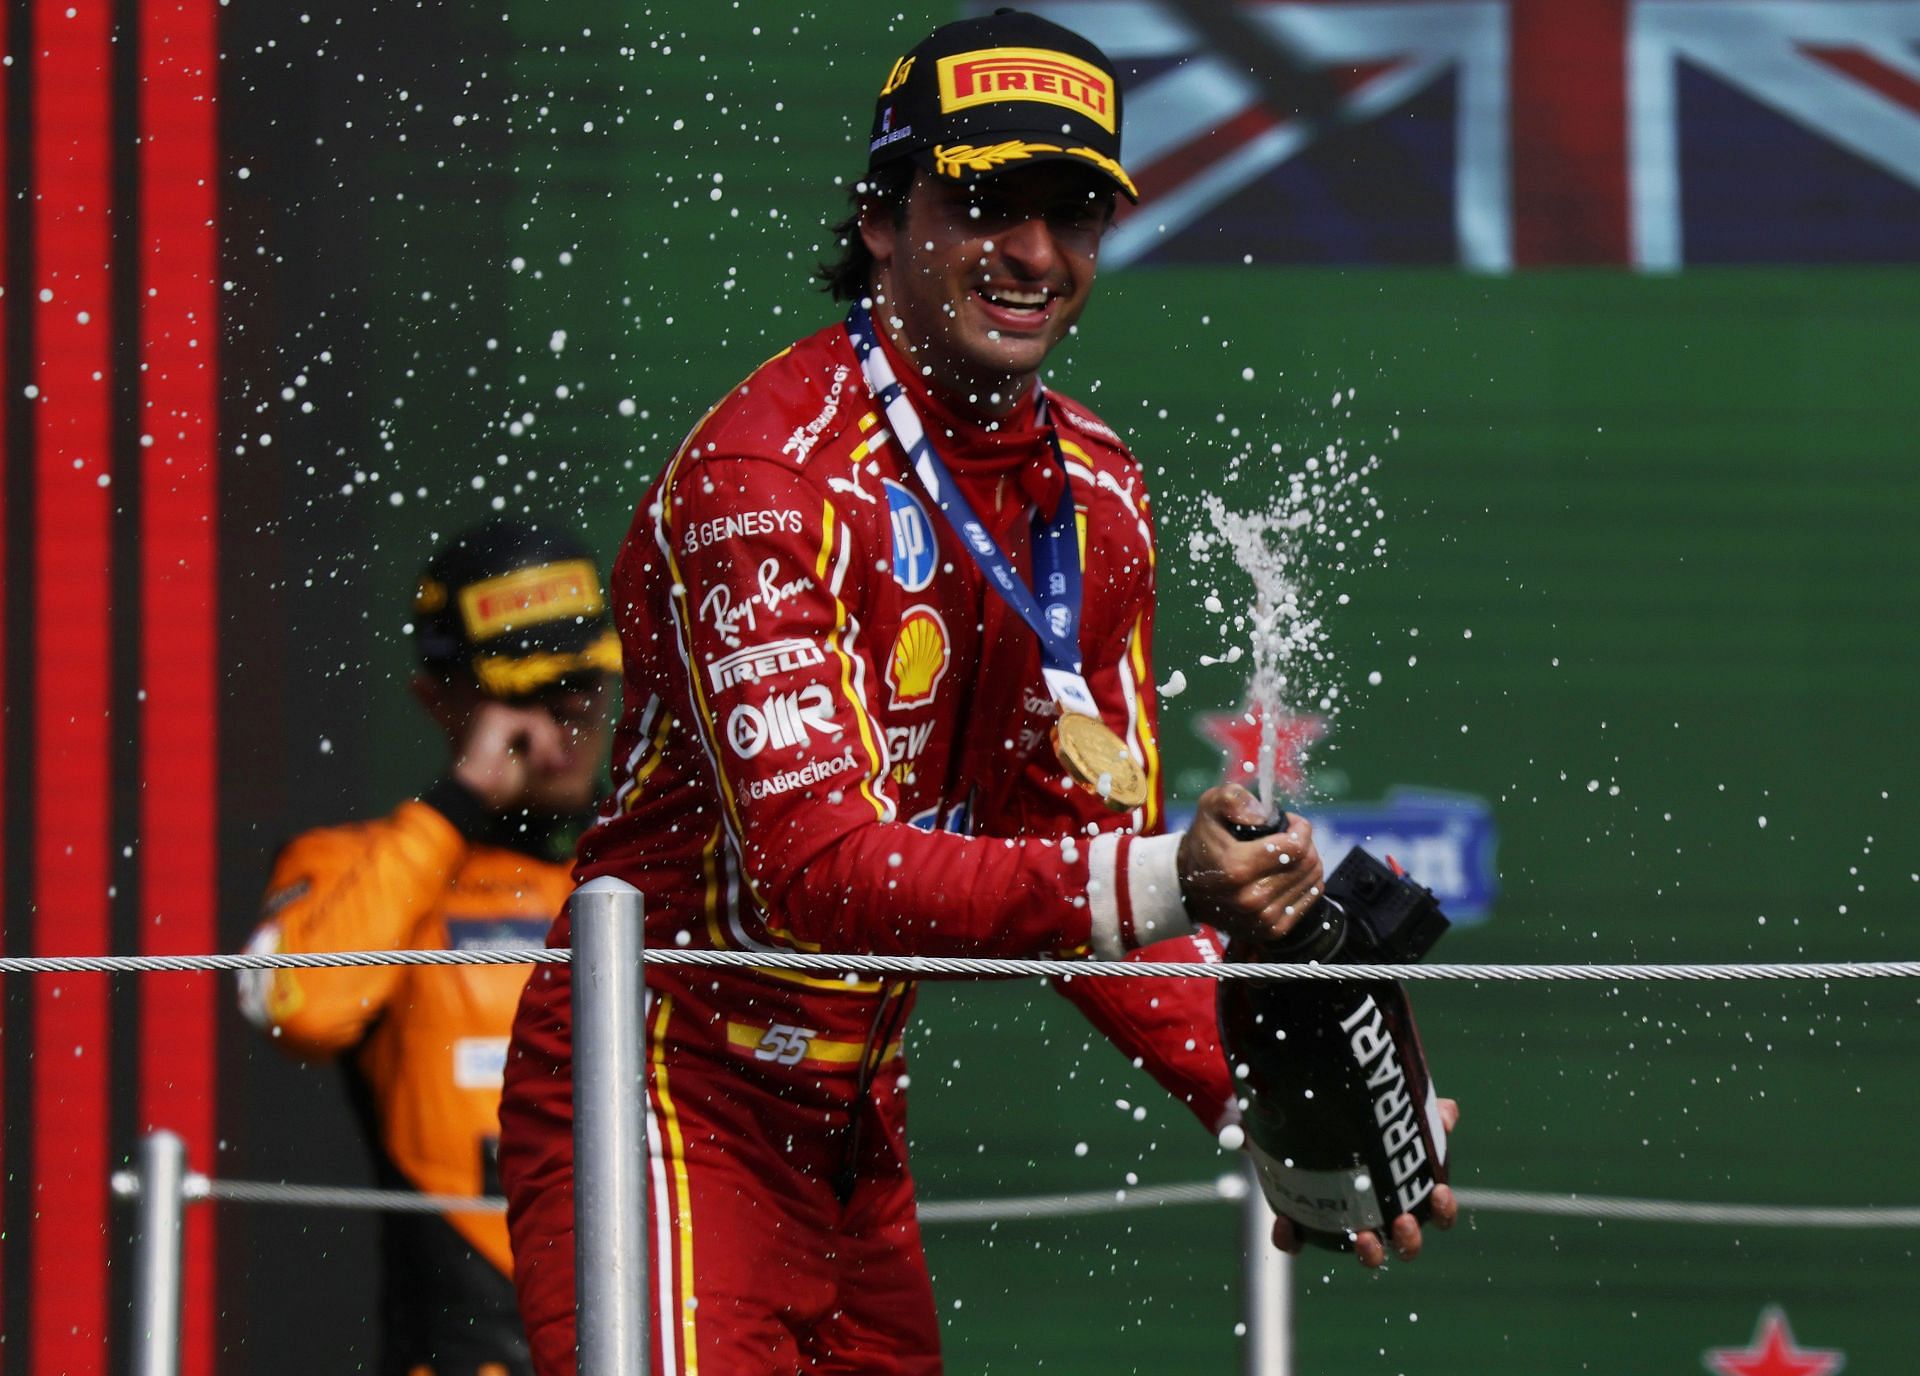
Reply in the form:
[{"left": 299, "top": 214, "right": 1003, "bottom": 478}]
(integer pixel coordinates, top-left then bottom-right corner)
[{"left": 746, "top": 749, "right": 859, "bottom": 801}]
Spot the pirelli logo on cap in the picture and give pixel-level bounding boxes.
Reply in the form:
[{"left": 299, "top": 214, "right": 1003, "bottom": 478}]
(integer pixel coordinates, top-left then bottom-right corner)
[
  {"left": 459, "top": 559, "right": 603, "bottom": 641},
  {"left": 937, "top": 47, "right": 1115, "bottom": 134}
]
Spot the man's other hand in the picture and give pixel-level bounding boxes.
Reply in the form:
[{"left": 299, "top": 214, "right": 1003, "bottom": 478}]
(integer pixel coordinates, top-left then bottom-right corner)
[{"left": 1270, "top": 1098, "right": 1462, "bottom": 1267}]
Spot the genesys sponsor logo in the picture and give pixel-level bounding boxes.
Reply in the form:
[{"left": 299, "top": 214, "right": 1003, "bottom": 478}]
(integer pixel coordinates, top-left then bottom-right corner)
[
  {"left": 782, "top": 364, "right": 850, "bottom": 462},
  {"left": 745, "top": 749, "right": 860, "bottom": 802},
  {"left": 886, "top": 605, "right": 951, "bottom": 710},
  {"left": 707, "top": 637, "right": 826, "bottom": 693},
  {"left": 885, "top": 719, "right": 934, "bottom": 785},
  {"left": 683, "top": 507, "right": 804, "bottom": 555},
  {"left": 727, "top": 684, "right": 841, "bottom": 758},
  {"left": 884, "top": 479, "right": 937, "bottom": 592},
  {"left": 699, "top": 558, "right": 814, "bottom": 648}
]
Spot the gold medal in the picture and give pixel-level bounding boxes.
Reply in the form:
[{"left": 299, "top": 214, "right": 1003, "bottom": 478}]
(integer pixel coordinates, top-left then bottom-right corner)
[{"left": 1051, "top": 711, "right": 1149, "bottom": 813}]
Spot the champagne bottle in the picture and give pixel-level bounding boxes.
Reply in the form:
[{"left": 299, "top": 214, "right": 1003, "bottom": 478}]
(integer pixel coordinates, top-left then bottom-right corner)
[{"left": 1217, "top": 827, "right": 1451, "bottom": 1251}]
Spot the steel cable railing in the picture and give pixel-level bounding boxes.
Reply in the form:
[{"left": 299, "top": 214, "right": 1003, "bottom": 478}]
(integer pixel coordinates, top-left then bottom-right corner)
[{"left": 79, "top": 907, "right": 1920, "bottom": 1376}]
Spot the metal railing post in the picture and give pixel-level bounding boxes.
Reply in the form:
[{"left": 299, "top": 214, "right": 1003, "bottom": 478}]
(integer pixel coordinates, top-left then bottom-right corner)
[
  {"left": 127, "top": 1128, "right": 189, "bottom": 1376},
  {"left": 571, "top": 876, "right": 648, "bottom": 1374},
  {"left": 1241, "top": 1164, "right": 1293, "bottom": 1376}
]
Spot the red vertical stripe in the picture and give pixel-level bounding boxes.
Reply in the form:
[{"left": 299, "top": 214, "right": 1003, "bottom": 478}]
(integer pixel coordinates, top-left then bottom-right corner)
[
  {"left": 31, "top": 0, "right": 115, "bottom": 1368},
  {"left": 0, "top": 7, "right": 11, "bottom": 1335},
  {"left": 139, "top": 2, "right": 220, "bottom": 1371},
  {"left": 1510, "top": 0, "right": 1630, "bottom": 265}
]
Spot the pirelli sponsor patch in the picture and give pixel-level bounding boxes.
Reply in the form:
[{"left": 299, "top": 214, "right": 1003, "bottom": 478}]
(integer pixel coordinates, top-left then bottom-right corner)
[
  {"left": 459, "top": 559, "right": 603, "bottom": 642},
  {"left": 936, "top": 47, "right": 1115, "bottom": 133},
  {"left": 707, "top": 637, "right": 827, "bottom": 693}
]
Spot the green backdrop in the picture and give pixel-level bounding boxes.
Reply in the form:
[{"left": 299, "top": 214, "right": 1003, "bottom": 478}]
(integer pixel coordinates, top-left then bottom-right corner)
[{"left": 236, "top": 2, "right": 1920, "bottom": 1370}]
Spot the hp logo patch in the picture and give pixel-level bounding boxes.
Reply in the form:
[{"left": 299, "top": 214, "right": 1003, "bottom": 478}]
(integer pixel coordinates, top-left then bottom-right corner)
[{"left": 884, "top": 479, "right": 936, "bottom": 592}]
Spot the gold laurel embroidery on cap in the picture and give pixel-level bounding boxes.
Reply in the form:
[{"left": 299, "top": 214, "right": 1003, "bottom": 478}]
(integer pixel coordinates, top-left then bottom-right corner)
[
  {"left": 470, "top": 630, "right": 622, "bottom": 698},
  {"left": 931, "top": 140, "right": 1063, "bottom": 178},
  {"left": 1065, "top": 146, "right": 1138, "bottom": 199}
]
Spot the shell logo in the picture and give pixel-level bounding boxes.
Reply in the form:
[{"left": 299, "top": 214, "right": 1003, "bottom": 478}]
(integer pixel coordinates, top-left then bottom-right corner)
[{"left": 886, "top": 605, "right": 951, "bottom": 710}]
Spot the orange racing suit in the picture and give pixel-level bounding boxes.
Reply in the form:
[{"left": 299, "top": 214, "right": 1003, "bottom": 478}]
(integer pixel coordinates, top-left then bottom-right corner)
[
  {"left": 499, "top": 320, "right": 1237, "bottom": 1374},
  {"left": 243, "top": 781, "right": 585, "bottom": 1375}
]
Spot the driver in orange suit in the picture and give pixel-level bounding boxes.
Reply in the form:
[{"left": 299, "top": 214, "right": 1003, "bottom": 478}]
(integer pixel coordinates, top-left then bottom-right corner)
[{"left": 241, "top": 518, "right": 619, "bottom": 1376}]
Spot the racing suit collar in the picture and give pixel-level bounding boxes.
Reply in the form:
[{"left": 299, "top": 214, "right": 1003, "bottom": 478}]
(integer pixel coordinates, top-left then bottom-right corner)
[{"left": 871, "top": 325, "right": 1067, "bottom": 521}]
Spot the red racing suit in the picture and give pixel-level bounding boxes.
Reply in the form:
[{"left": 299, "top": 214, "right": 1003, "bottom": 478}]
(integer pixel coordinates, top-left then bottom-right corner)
[{"left": 499, "top": 320, "right": 1236, "bottom": 1375}]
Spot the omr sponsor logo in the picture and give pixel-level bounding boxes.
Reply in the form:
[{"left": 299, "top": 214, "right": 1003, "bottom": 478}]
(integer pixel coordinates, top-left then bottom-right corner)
[
  {"left": 707, "top": 637, "right": 827, "bottom": 693},
  {"left": 726, "top": 684, "right": 840, "bottom": 758}
]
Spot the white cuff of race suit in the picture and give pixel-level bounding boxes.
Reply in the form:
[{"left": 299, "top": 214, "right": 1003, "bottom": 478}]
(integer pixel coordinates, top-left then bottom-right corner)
[{"left": 1085, "top": 831, "right": 1192, "bottom": 960}]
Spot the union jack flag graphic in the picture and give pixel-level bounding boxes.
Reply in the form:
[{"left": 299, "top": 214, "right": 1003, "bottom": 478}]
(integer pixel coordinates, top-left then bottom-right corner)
[{"left": 999, "top": 1, "right": 1920, "bottom": 268}]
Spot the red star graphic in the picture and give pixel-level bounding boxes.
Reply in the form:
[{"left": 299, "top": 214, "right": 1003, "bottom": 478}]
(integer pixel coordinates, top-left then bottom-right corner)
[
  {"left": 1193, "top": 701, "right": 1325, "bottom": 796},
  {"left": 1704, "top": 1307, "right": 1845, "bottom": 1376}
]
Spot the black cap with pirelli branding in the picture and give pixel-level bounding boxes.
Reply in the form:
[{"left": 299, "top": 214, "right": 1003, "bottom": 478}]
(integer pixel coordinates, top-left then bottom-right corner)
[
  {"left": 865, "top": 8, "right": 1136, "bottom": 201},
  {"left": 411, "top": 517, "right": 621, "bottom": 701}
]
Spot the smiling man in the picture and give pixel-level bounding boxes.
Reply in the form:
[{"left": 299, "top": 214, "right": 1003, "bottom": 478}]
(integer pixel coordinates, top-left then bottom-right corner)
[{"left": 498, "top": 11, "right": 1455, "bottom": 1374}]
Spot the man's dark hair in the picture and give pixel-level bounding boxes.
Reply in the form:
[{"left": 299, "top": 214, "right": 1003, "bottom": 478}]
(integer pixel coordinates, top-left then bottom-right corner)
[{"left": 816, "top": 162, "right": 914, "bottom": 301}]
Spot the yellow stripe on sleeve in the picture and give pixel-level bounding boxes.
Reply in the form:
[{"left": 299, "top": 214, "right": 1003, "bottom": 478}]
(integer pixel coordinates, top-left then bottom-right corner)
[{"left": 1129, "top": 612, "right": 1161, "bottom": 831}]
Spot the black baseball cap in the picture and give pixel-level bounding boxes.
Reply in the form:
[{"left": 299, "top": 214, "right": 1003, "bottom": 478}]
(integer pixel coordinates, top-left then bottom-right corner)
[
  {"left": 866, "top": 8, "right": 1137, "bottom": 201},
  {"left": 411, "top": 518, "right": 620, "bottom": 701}
]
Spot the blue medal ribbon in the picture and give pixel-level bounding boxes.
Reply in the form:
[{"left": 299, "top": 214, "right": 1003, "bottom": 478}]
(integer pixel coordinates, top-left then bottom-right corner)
[{"left": 846, "top": 303, "right": 1099, "bottom": 718}]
